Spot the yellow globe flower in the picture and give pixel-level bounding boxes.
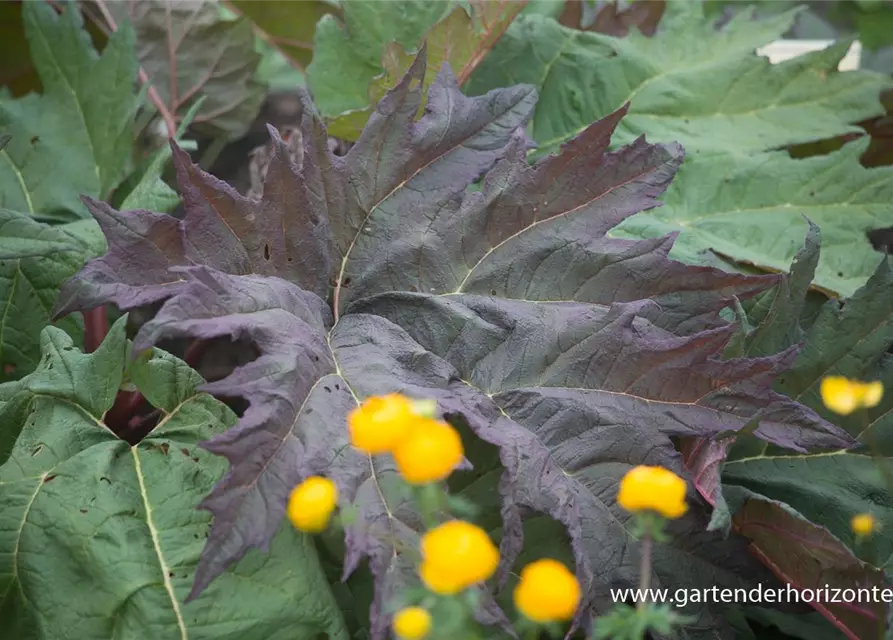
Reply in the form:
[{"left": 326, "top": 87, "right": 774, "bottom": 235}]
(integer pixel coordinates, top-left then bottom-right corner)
[
  {"left": 852, "top": 513, "right": 876, "bottom": 537},
  {"left": 392, "top": 606, "right": 432, "bottom": 640},
  {"left": 820, "top": 377, "right": 883, "bottom": 416},
  {"left": 514, "top": 559, "right": 581, "bottom": 624},
  {"left": 393, "top": 418, "right": 464, "bottom": 485},
  {"left": 617, "top": 465, "right": 687, "bottom": 519},
  {"left": 348, "top": 394, "right": 420, "bottom": 454},
  {"left": 287, "top": 476, "right": 338, "bottom": 533},
  {"left": 419, "top": 520, "right": 499, "bottom": 595}
]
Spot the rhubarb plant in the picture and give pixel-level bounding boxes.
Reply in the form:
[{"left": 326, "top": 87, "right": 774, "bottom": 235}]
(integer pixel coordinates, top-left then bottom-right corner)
[
  {"left": 1, "top": 2, "right": 892, "bottom": 639},
  {"left": 46, "top": 49, "right": 861, "bottom": 638}
]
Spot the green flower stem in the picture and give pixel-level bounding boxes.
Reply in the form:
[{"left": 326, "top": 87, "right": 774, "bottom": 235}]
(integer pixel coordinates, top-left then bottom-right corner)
[
  {"left": 415, "top": 483, "right": 445, "bottom": 528},
  {"left": 637, "top": 531, "right": 653, "bottom": 614}
]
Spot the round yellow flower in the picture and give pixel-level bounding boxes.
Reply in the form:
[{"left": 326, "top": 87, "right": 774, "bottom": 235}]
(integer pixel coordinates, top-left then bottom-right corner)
[
  {"left": 513, "top": 559, "right": 581, "bottom": 624},
  {"left": 348, "top": 394, "right": 419, "bottom": 454},
  {"left": 287, "top": 476, "right": 338, "bottom": 533},
  {"left": 393, "top": 418, "right": 464, "bottom": 485},
  {"left": 617, "top": 465, "right": 688, "bottom": 519},
  {"left": 392, "top": 606, "right": 432, "bottom": 640},
  {"left": 852, "top": 513, "right": 876, "bottom": 537},
  {"left": 821, "top": 377, "right": 884, "bottom": 416},
  {"left": 419, "top": 520, "right": 499, "bottom": 595}
]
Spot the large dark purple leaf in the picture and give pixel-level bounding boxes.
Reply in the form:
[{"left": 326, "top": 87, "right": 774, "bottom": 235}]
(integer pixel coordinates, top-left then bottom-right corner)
[
  {"left": 53, "top": 122, "right": 334, "bottom": 314},
  {"left": 51, "top": 52, "right": 856, "bottom": 639}
]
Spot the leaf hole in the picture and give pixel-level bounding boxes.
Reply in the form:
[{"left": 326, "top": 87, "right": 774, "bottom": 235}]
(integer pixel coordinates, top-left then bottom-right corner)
[
  {"left": 323, "top": 386, "right": 332, "bottom": 392},
  {"left": 44, "top": 474, "right": 57, "bottom": 483},
  {"left": 263, "top": 244, "right": 271, "bottom": 261},
  {"left": 287, "top": 256, "right": 294, "bottom": 263},
  {"left": 342, "top": 277, "right": 352, "bottom": 287},
  {"left": 31, "top": 445, "right": 42, "bottom": 457}
]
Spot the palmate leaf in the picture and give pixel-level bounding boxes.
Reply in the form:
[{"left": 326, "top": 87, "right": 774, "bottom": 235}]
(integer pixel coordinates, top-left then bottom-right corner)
[
  {"left": 612, "top": 140, "right": 893, "bottom": 298},
  {"left": 468, "top": 2, "right": 892, "bottom": 156},
  {"left": 54, "top": 54, "right": 855, "bottom": 638},
  {"left": 0, "top": 2, "right": 137, "bottom": 222},
  {"left": 0, "top": 319, "right": 349, "bottom": 639}
]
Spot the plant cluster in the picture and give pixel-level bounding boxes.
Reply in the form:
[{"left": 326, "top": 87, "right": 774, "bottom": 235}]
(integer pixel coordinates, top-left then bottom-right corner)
[{"left": 2, "top": 1, "right": 893, "bottom": 639}]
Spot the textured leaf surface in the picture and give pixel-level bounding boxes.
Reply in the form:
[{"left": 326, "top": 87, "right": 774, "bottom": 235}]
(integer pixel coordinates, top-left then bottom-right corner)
[
  {"left": 0, "top": 210, "right": 104, "bottom": 382},
  {"left": 726, "top": 486, "right": 888, "bottom": 640},
  {"left": 0, "top": 2, "right": 137, "bottom": 221},
  {"left": 0, "top": 319, "right": 348, "bottom": 640},
  {"left": 55, "top": 56, "right": 856, "bottom": 639},
  {"left": 110, "top": 0, "right": 264, "bottom": 139},
  {"left": 724, "top": 257, "right": 893, "bottom": 569},
  {"left": 0, "top": 208, "right": 78, "bottom": 259},
  {"left": 54, "top": 122, "right": 334, "bottom": 315},
  {"left": 684, "top": 230, "right": 893, "bottom": 637},
  {"left": 612, "top": 140, "right": 893, "bottom": 297},
  {"left": 468, "top": 2, "right": 892, "bottom": 155},
  {"left": 326, "top": 1, "right": 527, "bottom": 141}
]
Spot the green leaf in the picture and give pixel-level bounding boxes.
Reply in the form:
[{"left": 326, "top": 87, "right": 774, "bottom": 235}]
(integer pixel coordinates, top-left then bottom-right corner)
[
  {"left": 0, "top": 211, "right": 105, "bottom": 382},
  {"left": 611, "top": 139, "right": 893, "bottom": 297},
  {"left": 0, "top": 2, "right": 137, "bottom": 221},
  {"left": 0, "top": 318, "right": 349, "bottom": 639},
  {"left": 307, "top": 1, "right": 454, "bottom": 117},
  {"left": 0, "top": 208, "right": 78, "bottom": 259},
  {"left": 118, "top": 100, "right": 205, "bottom": 213},
  {"left": 111, "top": 0, "right": 265, "bottom": 140},
  {"left": 326, "top": 2, "right": 527, "bottom": 141},
  {"left": 468, "top": 2, "right": 892, "bottom": 155}
]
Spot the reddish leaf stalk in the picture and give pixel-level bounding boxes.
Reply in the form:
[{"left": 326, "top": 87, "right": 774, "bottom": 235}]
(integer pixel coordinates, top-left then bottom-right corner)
[
  {"left": 83, "top": 306, "right": 109, "bottom": 353},
  {"left": 92, "top": 0, "right": 178, "bottom": 139}
]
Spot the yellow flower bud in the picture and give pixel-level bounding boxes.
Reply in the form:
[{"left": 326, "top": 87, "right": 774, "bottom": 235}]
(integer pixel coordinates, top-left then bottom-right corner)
[
  {"left": 348, "top": 394, "right": 420, "bottom": 454},
  {"left": 851, "top": 513, "right": 876, "bottom": 537},
  {"left": 286, "top": 476, "right": 338, "bottom": 533},
  {"left": 392, "top": 606, "right": 432, "bottom": 640},
  {"left": 617, "top": 465, "right": 687, "bottom": 519},
  {"left": 820, "top": 377, "right": 884, "bottom": 416},
  {"left": 392, "top": 418, "right": 464, "bottom": 485},
  {"left": 419, "top": 520, "right": 499, "bottom": 595},
  {"left": 513, "top": 559, "right": 581, "bottom": 624}
]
